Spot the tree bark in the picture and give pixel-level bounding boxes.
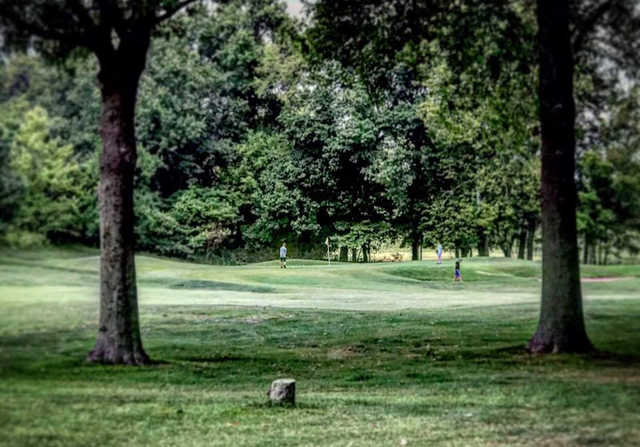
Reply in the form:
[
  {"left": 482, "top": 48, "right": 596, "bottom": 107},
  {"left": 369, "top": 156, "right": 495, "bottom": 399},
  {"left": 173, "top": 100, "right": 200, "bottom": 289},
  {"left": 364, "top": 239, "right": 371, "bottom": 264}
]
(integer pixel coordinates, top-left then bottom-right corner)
[
  {"left": 411, "top": 232, "right": 422, "bottom": 261},
  {"left": 502, "top": 240, "right": 512, "bottom": 258},
  {"left": 351, "top": 248, "right": 358, "bottom": 263},
  {"left": 528, "top": 0, "right": 593, "bottom": 354},
  {"left": 339, "top": 246, "right": 348, "bottom": 262},
  {"left": 477, "top": 232, "right": 489, "bottom": 256},
  {"left": 526, "top": 217, "right": 536, "bottom": 260},
  {"left": 362, "top": 244, "right": 369, "bottom": 263},
  {"left": 88, "top": 40, "right": 151, "bottom": 365},
  {"left": 518, "top": 225, "right": 527, "bottom": 259},
  {"left": 582, "top": 235, "right": 590, "bottom": 264}
]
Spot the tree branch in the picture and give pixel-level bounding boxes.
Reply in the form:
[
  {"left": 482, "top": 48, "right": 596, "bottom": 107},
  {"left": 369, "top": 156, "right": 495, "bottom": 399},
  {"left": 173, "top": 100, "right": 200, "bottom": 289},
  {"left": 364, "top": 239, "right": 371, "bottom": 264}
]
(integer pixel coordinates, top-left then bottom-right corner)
[
  {"left": 572, "top": 0, "right": 614, "bottom": 55},
  {"left": 154, "top": 0, "right": 201, "bottom": 25},
  {"left": 66, "top": 0, "right": 98, "bottom": 31},
  {"left": 0, "top": 5, "right": 84, "bottom": 46}
]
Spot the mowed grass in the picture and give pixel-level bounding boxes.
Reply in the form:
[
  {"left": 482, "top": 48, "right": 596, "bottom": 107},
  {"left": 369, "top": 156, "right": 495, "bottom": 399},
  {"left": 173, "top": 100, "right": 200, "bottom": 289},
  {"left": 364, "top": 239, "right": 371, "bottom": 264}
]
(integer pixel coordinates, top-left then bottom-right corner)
[{"left": 1, "top": 247, "right": 639, "bottom": 446}]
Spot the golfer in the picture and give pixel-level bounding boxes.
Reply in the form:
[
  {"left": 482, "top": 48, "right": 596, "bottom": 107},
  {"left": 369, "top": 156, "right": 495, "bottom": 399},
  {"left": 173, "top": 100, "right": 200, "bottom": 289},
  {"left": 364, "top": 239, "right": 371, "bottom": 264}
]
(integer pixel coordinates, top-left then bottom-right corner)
[
  {"left": 279, "top": 242, "right": 287, "bottom": 269},
  {"left": 453, "top": 260, "right": 462, "bottom": 282}
]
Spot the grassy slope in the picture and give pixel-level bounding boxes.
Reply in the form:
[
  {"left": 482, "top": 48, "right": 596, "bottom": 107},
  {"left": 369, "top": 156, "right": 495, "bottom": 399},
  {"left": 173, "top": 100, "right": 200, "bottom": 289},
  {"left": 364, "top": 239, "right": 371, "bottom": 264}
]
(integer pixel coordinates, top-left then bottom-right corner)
[{"left": 1, "top": 247, "right": 639, "bottom": 446}]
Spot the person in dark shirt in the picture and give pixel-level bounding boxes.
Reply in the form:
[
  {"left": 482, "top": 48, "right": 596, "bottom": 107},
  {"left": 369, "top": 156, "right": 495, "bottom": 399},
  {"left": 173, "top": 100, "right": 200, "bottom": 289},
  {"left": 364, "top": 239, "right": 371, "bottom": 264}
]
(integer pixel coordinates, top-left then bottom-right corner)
[{"left": 453, "top": 260, "right": 462, "bottom": 282}]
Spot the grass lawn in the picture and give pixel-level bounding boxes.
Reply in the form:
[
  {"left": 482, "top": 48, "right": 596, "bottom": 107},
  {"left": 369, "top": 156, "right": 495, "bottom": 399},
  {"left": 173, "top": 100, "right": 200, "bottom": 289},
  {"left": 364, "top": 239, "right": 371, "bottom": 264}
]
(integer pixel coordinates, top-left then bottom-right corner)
[{"left": 1, "top": 247, "right": 639, "bottom": 446}]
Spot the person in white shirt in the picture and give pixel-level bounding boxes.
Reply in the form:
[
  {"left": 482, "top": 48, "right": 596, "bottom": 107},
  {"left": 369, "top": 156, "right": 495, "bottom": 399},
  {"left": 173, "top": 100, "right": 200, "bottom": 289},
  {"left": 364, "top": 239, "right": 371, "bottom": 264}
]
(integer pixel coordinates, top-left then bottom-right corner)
[{"left": 279, "top": 242, "right": 287, "bottom": 269}]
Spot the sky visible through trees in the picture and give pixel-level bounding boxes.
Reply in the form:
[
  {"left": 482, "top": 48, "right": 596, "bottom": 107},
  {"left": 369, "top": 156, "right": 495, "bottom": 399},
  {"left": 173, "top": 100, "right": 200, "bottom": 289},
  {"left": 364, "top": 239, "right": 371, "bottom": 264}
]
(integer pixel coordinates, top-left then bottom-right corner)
[{"left": 286, "top": 0, "right": 304, "bottom": 16}]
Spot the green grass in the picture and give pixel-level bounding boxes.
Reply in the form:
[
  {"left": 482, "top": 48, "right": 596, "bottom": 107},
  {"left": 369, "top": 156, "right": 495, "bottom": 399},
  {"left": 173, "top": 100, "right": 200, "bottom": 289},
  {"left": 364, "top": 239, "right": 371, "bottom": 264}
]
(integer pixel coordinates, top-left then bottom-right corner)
[{"left": 1, "top": 247, "right": 639, "bottom": 446}]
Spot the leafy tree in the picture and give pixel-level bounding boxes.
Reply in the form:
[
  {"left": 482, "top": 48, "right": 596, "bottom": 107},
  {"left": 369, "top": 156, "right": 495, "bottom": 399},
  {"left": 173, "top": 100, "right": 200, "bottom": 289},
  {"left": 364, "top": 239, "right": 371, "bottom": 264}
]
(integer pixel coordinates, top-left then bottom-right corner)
[
  {"left": 279, "top": 62, "right": 389, "bottom": 255},
  {"left": 527, "top": 0, "right": 592, "bottom": 353},
  {"left": 307, "top": 0, "right": 540, "bottom": 259},
  {"left": 578, "top": 152, "right": 616, "bottom": 264},
  {"left": 530, "top": 0, "right": 638, "bottom": 353},
  {"left": 0, "top": 0, "right": 207, "bottom": 365},
  {"left": 137, "top": 1, "right": 295, "bottom": 197},
  {"left": 578, "top": 88, "right": 640, "bottom": 263},
  {"left": 9, "top": 106, "right": 89, "bottom": 241},
  {"left": 0, "top": 99, "right": 26, "bottom": 234}
]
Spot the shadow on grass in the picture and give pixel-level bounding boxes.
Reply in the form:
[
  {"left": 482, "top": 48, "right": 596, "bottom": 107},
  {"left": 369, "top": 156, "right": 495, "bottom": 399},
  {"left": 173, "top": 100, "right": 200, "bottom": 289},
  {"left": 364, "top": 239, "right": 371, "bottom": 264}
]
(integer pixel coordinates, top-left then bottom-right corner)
[
  {"left": 0, "top": 258, "right": 97, "bottom": 275},
  {"left": 178, "top": 355, "right": 246, "bottom": 363},
  {"left": 139, "top": 278, "right": 276, "bottom": 293},
  {"left": 586, "top": 350, "right": 640, "bottom": 365}
]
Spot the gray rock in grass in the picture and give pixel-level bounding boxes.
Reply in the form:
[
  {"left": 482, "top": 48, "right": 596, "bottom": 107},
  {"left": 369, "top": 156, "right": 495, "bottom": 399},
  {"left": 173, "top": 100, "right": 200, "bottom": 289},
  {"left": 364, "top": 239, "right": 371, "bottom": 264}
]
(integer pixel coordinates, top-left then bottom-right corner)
[{"left": 268, "top": 378, "right": 295, "bottom": 405}]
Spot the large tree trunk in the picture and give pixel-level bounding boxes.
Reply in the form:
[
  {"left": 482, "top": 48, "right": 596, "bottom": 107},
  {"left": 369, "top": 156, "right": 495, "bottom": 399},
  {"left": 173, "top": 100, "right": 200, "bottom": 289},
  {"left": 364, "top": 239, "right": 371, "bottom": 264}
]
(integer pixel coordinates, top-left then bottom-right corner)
[
  {"left": 526, "top": 217, "right": 536, "bottom": 260},
  {"left": 339, "top": 246, "right": 348, "bottom": 262},
  {"left": 528, "top": 0, "right": 592, "bottom": 354},
  {"left": 351, "top": 248, "right": 358, "bottom": 263},
  {"left": 88, "top": 42, "right": 150, "bottom": 365},
  {"left": 362, "top": 244, "right": 369, "bottom": 263},
  {"left": 517, "top": 225, "right": 527, "bottom": 259}
]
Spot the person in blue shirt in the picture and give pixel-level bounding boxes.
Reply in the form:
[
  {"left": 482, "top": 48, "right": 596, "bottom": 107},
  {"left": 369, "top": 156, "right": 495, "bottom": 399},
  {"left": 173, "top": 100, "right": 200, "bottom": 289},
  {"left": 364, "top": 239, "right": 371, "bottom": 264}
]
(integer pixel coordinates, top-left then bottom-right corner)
[
  {"left": 436, "top": 243, "right": 443, "bottom": 264},
  {"left": 453, "top": 260, "right": 462, "bottom": 282},
  {"left": 279, "top": 242, "right": 287, "bottom": 269}
]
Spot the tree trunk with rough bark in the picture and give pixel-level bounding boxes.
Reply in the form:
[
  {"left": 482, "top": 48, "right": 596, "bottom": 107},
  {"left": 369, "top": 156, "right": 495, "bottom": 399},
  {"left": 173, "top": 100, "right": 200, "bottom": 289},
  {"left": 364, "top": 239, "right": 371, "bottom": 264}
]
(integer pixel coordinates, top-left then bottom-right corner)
[
  {"left": 88, "top": 40, "right": 151, "bottom": 365},
  {"left": 528, "top": 0, "right": 593, "bottom": 354}
]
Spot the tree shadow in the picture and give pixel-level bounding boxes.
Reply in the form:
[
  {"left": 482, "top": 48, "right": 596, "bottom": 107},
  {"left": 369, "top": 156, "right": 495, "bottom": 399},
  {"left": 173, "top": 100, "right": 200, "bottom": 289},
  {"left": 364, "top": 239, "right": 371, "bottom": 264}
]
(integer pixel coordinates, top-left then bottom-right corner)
[{"left": 140, "top": 278, "right": 276, "bottom": 293}]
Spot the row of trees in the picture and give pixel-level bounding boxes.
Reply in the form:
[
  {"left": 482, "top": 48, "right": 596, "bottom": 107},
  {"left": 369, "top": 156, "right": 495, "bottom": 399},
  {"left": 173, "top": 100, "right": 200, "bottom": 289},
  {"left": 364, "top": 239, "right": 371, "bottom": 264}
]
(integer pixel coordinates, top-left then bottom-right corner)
[
  {"left": 2, "top": 1, "right": 637, "bottom": 264},
  {"left": 0, "top": 0, "right": 638, "bottom": 361}
]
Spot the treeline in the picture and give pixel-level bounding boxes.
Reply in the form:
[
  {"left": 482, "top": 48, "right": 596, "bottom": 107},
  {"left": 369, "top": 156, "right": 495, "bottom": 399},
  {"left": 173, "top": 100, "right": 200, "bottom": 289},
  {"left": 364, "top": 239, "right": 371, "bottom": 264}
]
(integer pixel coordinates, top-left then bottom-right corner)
[{"left": 0, "top": 0, "right": 638, "bottom": 264}]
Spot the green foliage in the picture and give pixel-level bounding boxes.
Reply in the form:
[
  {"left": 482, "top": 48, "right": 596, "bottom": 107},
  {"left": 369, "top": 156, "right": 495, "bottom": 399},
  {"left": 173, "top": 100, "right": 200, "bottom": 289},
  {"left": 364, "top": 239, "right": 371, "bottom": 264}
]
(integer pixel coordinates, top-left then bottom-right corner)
[
  {"left": 0, "top": 0, "right": 636, "bottom": 263},
  {"left": 0, "top": 99, "right": 28, "bottom": 234},
  {"left": 9, "top": 107, "right": 91, "bottom": 242},
  {"left": 278, "top": 62, "right": 389, "bottom": 243},
  {"left": 576, "top": 86, "right": 640, "bottom": 262}
]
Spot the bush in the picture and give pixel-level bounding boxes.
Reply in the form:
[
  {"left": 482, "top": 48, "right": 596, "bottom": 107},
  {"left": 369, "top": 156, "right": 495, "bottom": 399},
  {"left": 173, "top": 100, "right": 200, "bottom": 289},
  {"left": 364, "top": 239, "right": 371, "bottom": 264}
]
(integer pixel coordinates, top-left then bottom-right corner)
[{"left": 1, "top": 229, "right": 49, "bottom": 248}]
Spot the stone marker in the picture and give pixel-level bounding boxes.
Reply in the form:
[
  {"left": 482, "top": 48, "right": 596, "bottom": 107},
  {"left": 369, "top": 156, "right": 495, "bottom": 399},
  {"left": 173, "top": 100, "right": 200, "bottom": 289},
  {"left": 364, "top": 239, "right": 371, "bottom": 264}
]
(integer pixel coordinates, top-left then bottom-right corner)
[{"left": 268, "top": 378, "right": 295, "bottom": 405}]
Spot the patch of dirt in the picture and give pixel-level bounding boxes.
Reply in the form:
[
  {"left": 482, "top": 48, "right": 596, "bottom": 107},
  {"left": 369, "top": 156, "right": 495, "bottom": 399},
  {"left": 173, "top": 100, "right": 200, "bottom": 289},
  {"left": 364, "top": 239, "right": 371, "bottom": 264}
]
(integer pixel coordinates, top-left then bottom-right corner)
[{"left": 580, "top": 277, "right": 632, "bottom": 283}]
